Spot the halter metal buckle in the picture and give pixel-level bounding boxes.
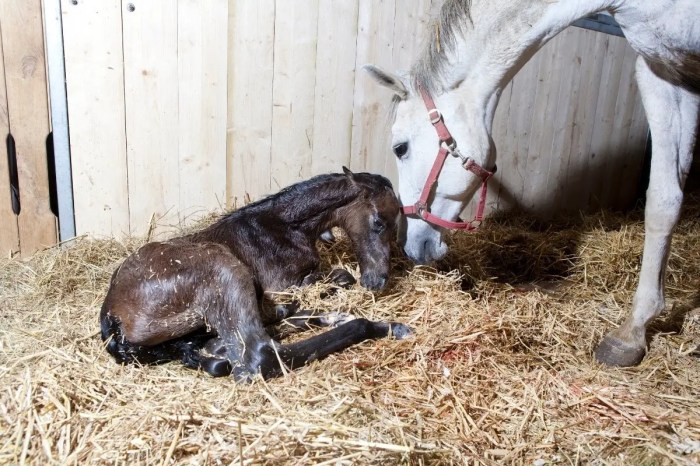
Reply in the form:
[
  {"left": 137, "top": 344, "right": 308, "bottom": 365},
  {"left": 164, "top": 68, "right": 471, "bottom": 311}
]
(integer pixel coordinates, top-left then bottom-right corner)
[{"left": 428, "top": 108, "right": 442, "bottom": 125}]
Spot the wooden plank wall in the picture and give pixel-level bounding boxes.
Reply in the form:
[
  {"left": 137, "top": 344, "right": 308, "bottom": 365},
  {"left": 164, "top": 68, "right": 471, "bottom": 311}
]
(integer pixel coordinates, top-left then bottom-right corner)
[
  {"left": 229, "top": 1, "right": 649, "bottom": 218},
  {"left": 62, "top": 0, "right": 227, "bottom": 238},
  {"left": 228, "top": 0, "right": 440, "bottom": 203},
  {"left": 0, "top": 0, "right": 57, "bottom": 258},
  {"left": 59, "top": 0, "right": 650, "bottom": 243},
  {"left": 487, "top": 27, "right": 648, "bottom": 217}
]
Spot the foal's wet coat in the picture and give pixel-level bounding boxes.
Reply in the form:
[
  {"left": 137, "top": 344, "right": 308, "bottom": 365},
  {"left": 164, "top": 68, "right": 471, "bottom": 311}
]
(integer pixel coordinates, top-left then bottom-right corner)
[{"left": 100, "top": 169, "right": 411, "bottom": 380}]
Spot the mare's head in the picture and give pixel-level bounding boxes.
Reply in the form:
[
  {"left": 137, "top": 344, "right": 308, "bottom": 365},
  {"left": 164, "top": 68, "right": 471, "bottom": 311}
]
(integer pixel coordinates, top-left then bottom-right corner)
[
  {"left": 336, "top": 167, "right": 401, "bottom": 290},
  {"left": 363, "top": 65, "right": 496, "bottom": 264}
]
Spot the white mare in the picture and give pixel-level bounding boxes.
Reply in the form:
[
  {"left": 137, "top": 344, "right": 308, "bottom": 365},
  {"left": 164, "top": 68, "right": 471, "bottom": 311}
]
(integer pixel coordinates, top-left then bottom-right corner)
[{"left": 366, "top": 0, "right": 699, "bottom": 366}]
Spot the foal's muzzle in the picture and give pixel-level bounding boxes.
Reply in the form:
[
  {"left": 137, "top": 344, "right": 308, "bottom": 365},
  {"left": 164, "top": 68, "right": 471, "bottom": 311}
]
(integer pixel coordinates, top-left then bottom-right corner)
[{"left": 360, "top": 272, "right": 389, "bottom": 291}]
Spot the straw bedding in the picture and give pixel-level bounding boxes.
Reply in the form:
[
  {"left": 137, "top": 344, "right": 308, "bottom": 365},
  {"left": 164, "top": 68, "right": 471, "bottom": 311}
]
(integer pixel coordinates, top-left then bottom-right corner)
[{"left": 1, "top": 195, "right": 699, "bottom": 465}]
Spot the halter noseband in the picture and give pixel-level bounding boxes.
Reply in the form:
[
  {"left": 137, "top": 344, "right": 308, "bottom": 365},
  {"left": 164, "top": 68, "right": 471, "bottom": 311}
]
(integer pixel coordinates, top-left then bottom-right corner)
[{"left": 401, "top": 87, "right": 495, "bottom": 231}]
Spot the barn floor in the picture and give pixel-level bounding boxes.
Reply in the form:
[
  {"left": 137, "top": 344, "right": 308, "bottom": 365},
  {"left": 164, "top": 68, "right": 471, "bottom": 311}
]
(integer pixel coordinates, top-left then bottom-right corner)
[{"left": 1, "top": 194, "right": 699, "bottom": 465}]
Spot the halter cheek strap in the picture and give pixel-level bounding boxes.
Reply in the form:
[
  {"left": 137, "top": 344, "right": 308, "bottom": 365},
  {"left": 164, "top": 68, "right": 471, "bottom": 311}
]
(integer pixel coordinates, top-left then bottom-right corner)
[{"left": 401, "top": 87, "right": 495, "bottom": 231}]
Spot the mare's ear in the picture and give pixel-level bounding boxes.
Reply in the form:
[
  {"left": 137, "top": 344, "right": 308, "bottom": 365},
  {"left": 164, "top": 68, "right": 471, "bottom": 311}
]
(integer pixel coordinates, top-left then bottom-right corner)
[{"left": 363, "top": 64, "right": 408, "bottom": 99}]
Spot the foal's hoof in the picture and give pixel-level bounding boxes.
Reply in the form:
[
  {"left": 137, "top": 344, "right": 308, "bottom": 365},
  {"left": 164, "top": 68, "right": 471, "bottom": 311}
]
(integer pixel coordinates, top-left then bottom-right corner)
[
  {"left": 595, "top": 334, "right": 646, "bottom": 367},
  {"left": 200, "top": 357, "right": 233, "bottom": 377},
  {"left": 389, "top": 323, "right": 413, "bottom": 340},
  {"left": 320, "top": 311, "right": 356, "bottom": 327},
  {"left": 319, "top": 230, "right": 336, "bottom": 244},
  {"left": 328, "top": 269, "right": 357, "bottom": 289}
]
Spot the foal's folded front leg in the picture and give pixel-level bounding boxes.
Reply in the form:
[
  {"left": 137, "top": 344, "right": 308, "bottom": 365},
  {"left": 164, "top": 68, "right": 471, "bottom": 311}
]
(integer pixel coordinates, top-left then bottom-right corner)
[
  {"left": 257, "top": 318, "right": 414, "bottom": 379},
  {"left": 266, "top": 308, "right": 358, "bottom": 340},
  {"left": 300, "top": 268, "right": 357, "bottom": 289}
]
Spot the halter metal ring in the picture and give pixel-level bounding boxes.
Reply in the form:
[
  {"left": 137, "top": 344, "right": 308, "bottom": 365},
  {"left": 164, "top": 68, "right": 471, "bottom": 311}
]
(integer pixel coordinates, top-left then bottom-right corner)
[
  {"left": 428, "top": 108, "right": 442, "bottom": 124},
  {"left": 441, "top": 138, "right": 457, "bottom": 153},
  {"left": 414, "top": 201, "right": 427, "bottom": 216}
]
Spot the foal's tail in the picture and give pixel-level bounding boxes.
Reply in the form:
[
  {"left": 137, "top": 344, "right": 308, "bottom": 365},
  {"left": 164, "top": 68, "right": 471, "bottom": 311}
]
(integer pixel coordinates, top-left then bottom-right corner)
[{"left": 100, "top": 311, "right": 208, "bottom": 370}]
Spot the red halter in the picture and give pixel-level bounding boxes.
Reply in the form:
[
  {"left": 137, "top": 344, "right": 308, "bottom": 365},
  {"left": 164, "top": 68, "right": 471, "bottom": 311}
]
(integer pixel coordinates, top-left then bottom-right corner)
[{"left": 401, "top": 87, "right": 495, "bottom": 231}]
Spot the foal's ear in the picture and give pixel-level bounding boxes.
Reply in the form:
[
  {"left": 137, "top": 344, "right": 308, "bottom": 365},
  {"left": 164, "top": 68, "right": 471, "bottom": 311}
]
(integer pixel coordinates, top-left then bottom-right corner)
[
  {"left": 363, "top": 64, "right": 408, "bottom": 99},
  {"left": 342, "top": 166, "right": 354, "bottom": 177}
]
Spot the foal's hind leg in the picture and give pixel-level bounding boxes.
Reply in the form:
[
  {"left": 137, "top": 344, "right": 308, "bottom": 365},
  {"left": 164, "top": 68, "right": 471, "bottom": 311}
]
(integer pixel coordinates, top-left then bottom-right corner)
[{"left": 595, "top": 57, "right": 699, "bottom": 366}]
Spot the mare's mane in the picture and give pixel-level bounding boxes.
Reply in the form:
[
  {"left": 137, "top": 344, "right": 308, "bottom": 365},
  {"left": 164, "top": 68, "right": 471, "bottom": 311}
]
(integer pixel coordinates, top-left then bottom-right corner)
[{"left": 412, "top": 0, "right": 473, "bottom": 94}]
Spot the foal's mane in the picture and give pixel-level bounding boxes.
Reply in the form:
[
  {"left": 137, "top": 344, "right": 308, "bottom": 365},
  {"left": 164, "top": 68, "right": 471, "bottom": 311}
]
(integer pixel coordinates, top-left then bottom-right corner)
[
  {"left": 210, "top": 172, "right": 393, "bottom": 229},
  {"left": 412, "top": 0, "right": 473, "bottom": 94}
]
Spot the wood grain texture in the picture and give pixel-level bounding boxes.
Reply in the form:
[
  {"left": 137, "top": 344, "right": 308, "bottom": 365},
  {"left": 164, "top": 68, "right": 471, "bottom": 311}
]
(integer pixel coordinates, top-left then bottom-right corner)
[
  {"left": 177, "top": 0, "right": 228, "bottom": 219},
  {"left": 0, "top": 0, "right": 56, "bottom": 255},
  {"left": 270, "top": 0, "right": 319, "bottom": 191},
  {"left": 228, "top": 0, "right": 275, "bottom": 204},
  {"left": 350, "top": 0, "right": 398, "bottom": 175},
  {"left": 311, "top": 0, "right": 359, "bottom": 176},
  {"left": 122, "top": 0, "right": 179, "bottom": 237},
  {"left": 61, "top": 0, "right": 130, "bottom": 238},
  {"left": 0, "top": 26, "right": 20, "bottom": 257},
  {"left": 59, "top": 4, "right": 653, "bottom": 235},
  {"left": 490, "top": 27, "right": 648, "bottom": 217}
]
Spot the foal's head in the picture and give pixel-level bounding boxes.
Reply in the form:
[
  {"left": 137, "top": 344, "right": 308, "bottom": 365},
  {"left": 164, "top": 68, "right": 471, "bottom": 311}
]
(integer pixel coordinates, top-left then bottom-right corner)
[{"left": 337, "top": 168, "right": 401, "bottom": 291}]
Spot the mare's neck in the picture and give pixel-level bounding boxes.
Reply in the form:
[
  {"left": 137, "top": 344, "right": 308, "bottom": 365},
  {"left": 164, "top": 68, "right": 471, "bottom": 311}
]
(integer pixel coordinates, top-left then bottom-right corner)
[{"left": 421, "top": 0, "right": 619, "bottom": 120}]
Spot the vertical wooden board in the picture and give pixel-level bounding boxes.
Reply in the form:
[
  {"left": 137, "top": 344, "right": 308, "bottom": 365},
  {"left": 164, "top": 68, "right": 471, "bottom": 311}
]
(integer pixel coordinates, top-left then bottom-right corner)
[
  {"left": 350, "top": 0, "right": 396, "bottom": 175},
  {"left": 518, "top": 29, "right": 570, "bottom": 212},
  {"left": 492, "top": 81, "right": 516, "bottom": 212},
  {"left": 533, "top": 28, "right": 587, "bottom": 214},
  {"left": 558, "top": 30, "right": 607, "bottom": 213},
  {"left": 270, "top": 0, "right": 319, "bottom": 191},
  {"left": 61, "top": 0, "right": 130, "bottom": 238},
  {"left": 546, "top": 28, "right": 594, "bottom": 212},
  {"left": 0, "top": 28, "right": 20, "bottom": 257},
  {"left": 122, "top": 0, "right": 179, "bottom": 236},
  {"left": 311, "top": 0, "right": 359, "bottom": 176},
  {"left": 585, "top": 35, "right": 627, "bottom": 210},
  {"left": 491, "top": 49, "right": 543, "bottom": 212},
  {"left": 0, "top": 0, "right": 56, "bottom": 255},
  {"left": 384, "top": 0, "right": 434, "bottom": 182},
  {"left": 228, "top": 0, "right": 275, "bottom": 204},
  {"left": 512, "top": 51, "right": 546, "bottom": 208},
  {"left": 178, "top": 0, "right": 228, "bottom": 219}
]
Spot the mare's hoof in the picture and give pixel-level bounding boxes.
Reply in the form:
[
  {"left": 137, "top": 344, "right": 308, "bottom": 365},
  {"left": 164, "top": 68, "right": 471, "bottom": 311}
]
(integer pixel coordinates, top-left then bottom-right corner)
[
  {"left": 200, "top": 357, "right": 232, "bottom": 377},
  {"left": 328, "top": 269, "right": 356, "bottom": 289},
  {"left": 389, "top": 323, "right": 413, "bottom": 340},
  {"left": 594, "top": 334, "right": 646, "bottom": 367}
]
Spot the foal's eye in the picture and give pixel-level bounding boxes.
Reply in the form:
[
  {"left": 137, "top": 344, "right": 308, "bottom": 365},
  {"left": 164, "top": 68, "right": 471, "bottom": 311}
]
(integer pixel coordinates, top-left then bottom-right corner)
[
  {"left": 392, "top": 142, "right": 409, "bottom": 159},
  {"left": 372, "top": 218, "right": 386, "bottom": 233}
]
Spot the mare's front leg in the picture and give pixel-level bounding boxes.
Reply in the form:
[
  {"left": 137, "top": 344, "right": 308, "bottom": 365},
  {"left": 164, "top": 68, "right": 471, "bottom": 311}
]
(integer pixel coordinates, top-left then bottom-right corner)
[{"left": 595, "top": 57, "right": 699, "bottom": 366}]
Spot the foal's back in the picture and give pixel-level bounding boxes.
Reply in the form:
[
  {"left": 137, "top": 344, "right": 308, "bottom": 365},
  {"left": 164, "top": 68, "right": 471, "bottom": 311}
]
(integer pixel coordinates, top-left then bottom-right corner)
[{"left": 189, "top": 171, "right": 398, "bottom": 291}]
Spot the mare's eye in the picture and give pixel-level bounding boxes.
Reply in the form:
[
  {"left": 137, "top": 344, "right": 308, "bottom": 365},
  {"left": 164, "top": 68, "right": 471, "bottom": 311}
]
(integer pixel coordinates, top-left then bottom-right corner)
[
  {"left": 392, "top": 142, "right": 409, "bottom": 159},
  {"left": 372, "top": 218, "right": 386, "bottom": 233}
]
